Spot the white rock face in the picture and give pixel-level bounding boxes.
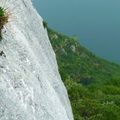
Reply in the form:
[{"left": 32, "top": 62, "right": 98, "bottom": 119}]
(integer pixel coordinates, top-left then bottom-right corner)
[{"left": 0, "top": 0, "right": 73, "bottom": 120}]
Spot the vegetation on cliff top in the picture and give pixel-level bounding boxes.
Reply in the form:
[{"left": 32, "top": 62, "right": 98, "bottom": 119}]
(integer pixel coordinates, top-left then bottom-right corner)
[{"left": 47, "top": 27, "right": 120, "bottom": 120}]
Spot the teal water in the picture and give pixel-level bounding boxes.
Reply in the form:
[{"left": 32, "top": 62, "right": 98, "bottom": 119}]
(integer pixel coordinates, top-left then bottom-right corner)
[{"left": 33, "top": 0, "right": 120, "bottom": 64}]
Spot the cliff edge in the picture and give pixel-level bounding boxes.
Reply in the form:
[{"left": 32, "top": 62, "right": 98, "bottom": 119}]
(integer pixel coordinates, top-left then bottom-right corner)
[{"left": 0, "top": 0, "right": 73, "bottom": 120}]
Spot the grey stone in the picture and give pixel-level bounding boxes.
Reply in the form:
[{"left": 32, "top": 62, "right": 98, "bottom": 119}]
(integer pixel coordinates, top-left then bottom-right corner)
[{"left": 0, "top": 0, "right": 73, "bottom": 120}]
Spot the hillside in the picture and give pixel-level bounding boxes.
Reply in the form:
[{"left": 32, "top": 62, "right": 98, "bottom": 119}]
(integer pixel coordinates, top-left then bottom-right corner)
[{"left": 47, "top": 28, "right": 120, "bottom": 120}]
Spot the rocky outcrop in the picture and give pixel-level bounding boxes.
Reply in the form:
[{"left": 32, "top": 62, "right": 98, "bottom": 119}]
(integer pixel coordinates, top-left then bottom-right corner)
[{"left": 0, "top": 0, "right": 73, "bottom": 120}]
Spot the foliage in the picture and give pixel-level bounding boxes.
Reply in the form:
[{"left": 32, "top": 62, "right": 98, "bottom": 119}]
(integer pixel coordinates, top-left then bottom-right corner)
[
  {"left": 47, "top": 27, "right": 120, "bottom": 120},
  {"left": 43, "top": 21, "right": 48, "bottom": 29},
  {"left": 0, "top": 6, "right": 8, "bottom": 40},
  {"left": 0, "top": 7, "right": 5, "bottom": 17}
]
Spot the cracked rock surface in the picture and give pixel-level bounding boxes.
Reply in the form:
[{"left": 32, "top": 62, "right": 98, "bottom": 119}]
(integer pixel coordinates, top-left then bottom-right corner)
[{"left": 0, "top": 0, "right": 73, "bottom": 120}]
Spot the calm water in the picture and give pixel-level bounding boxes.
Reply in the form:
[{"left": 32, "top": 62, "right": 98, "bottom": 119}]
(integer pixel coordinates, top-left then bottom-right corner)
[{"left": 33, "top": 0, "right": 120, "bottom": 64}]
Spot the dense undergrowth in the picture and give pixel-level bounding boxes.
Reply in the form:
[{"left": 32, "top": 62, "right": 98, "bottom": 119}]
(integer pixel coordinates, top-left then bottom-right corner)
[{"left": 47, "top": 27, "right": 120, "bottom": 120}]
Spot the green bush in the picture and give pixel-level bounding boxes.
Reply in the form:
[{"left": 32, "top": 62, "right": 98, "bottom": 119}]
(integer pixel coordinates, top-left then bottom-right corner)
[{"left": 43, "top": 21, "right": 48, "bottom": 29}]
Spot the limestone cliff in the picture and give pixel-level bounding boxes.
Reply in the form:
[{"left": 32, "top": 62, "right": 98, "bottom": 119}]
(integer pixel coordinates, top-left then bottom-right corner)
[{"left": 0, "top": 0, "right": 73, "bottom": 120}]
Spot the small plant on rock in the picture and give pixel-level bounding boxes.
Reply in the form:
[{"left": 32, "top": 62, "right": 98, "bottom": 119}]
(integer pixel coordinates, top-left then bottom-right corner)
[
  {"left": 0, "top": 7, "right": 8, "bottom": 40},
  {"left": 43, "top": 21, "right": 48, "bottom": 29}
]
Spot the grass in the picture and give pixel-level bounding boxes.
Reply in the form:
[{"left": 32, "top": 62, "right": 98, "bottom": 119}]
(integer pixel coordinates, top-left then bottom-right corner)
[{"left": 0, "top": 7, "right": 8, "bottom": 40}]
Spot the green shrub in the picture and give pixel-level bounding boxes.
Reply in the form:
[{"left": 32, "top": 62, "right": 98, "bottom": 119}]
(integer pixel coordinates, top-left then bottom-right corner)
[{"left": 43, "top": 21, "right": 48, "bottom": 29}]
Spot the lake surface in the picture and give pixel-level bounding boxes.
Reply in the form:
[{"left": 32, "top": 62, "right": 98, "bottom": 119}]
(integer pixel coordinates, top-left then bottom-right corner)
[{"left": 33, "top": 0, "right": 120, "bottom": 64}]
